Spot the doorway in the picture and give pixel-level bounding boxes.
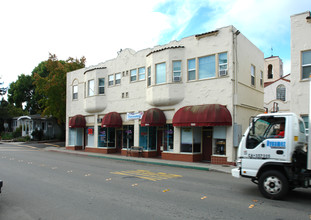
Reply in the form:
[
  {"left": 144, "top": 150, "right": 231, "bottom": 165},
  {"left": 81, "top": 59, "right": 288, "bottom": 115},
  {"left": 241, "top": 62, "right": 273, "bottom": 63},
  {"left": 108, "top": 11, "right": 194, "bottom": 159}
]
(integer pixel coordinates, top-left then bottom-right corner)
[{"left": 202, "top": 128, "right": 213, "bottom": 162}]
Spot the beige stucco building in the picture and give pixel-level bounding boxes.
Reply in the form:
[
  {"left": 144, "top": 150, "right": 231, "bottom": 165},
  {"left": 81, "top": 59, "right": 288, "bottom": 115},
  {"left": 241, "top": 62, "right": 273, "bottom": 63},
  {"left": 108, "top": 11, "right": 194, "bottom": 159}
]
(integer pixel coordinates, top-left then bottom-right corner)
[
  {"left": 291, "top": 11, "right": 311, "bottom": 131},
  {"left": 264, "top": 56, "right": 290, "bottom": 113},
  {"left": 66, "top": 25, "right": 264, "bottom": 165}
]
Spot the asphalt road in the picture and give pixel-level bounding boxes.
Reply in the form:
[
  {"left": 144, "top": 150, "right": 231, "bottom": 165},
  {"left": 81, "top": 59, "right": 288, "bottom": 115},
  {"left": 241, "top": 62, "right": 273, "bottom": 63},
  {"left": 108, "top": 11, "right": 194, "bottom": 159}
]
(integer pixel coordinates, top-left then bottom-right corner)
[{"left": 0, "top": 142, "right": 310, "bottom": 220}]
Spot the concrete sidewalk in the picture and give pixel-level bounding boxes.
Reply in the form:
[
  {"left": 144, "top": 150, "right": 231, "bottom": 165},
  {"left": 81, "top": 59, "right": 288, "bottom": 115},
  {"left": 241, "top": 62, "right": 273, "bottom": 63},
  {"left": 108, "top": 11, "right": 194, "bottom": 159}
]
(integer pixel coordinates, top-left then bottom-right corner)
[{"left": 44, "top": 146, "right": 234, "bottom": 174}]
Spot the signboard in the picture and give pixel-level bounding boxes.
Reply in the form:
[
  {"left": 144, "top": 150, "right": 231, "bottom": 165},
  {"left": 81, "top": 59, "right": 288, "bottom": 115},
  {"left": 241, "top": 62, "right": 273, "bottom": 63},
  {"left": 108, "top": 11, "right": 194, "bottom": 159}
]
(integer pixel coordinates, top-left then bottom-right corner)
[{"left": 127, "top": 112, "right": 143, "bottom": 120}]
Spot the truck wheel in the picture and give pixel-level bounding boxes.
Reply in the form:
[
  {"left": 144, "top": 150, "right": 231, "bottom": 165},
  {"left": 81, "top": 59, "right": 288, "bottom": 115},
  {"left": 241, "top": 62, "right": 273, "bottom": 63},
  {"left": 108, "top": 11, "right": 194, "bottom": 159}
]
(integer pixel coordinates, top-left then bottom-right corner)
[{"left": 258, "top": 170, "right": 289, "bottom": 200}]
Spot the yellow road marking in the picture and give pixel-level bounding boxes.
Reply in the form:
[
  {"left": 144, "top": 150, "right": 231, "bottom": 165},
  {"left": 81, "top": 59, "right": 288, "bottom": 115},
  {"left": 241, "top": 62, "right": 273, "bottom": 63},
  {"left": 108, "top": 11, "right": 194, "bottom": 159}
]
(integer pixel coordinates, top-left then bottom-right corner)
[
  {"left": 44, "top": 143, "right": 61, "bottom": 147},
  {"left": 111, "top": 170, "right": 182, "bottom": 182}
]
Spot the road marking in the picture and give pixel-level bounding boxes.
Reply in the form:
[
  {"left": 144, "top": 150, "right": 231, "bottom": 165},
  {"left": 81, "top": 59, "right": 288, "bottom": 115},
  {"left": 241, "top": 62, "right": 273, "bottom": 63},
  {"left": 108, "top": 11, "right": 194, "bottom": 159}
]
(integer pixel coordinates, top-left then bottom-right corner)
[
  {"left": 111, "top": 170, "right": 182, "bottom": 182},
  {"left": 44, "top": 143, "right": 61, "bottom": 147}
]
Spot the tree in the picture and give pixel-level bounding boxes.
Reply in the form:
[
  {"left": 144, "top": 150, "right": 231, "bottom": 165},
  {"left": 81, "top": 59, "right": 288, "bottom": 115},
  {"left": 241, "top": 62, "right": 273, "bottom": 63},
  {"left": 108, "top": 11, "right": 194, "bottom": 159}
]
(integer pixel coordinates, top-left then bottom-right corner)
[
  {"left": 7, "top": 74, "right": 40, "bottom": 113},
  {"left": 0, "top": 77, "right": 7, "bottom": 96},
  {"left": 33, "top": 54, "right": 85, "bottom": 125}
]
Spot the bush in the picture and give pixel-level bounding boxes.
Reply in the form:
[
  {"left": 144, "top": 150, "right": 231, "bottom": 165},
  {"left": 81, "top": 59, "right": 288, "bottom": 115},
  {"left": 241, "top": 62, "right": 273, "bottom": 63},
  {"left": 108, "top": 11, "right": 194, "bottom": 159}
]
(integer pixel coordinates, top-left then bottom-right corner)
[
  {"left": 15, "top": 136, "right": 30, "bottom": 142},
  {"left": 1, "top": 132, "right": 13, "bottom": 140},
  {"left": 31, "top": 128, "right": 44, "bottom": 141},
  {"left": 13, "top": 127, "right": 22, "bottom": 138}
]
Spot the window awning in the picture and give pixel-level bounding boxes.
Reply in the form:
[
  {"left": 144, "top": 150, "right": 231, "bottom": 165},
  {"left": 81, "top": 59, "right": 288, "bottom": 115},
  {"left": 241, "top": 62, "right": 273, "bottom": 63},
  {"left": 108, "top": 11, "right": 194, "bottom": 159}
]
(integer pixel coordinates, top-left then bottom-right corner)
[
  {"left": 141, "top": 108, "right": 166, "bottom": 126},
  {"left": 101, "top": 112, "right": 122, "bottom": 127},
  {"left": 172, "top": 104, "right": 232, "bottom": 127},
  {"left": 69, "top": 115, "right": 86, "bottom": 128}
]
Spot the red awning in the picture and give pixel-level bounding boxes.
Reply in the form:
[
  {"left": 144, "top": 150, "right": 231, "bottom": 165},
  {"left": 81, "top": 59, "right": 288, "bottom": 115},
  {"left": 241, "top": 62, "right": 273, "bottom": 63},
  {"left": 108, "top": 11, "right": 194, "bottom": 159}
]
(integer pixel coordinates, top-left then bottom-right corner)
[
  {"left": 172, "top": 104, "right": 232, "bottom": 127},
  {"left": 141, "top": 108, "right": 166, "bottom": 126},
  {"left": 69, "top": 115, "right": 86, "bottom": 128},
  {"left": 101, "top": 112, "right": 122, "bottom": 127}
]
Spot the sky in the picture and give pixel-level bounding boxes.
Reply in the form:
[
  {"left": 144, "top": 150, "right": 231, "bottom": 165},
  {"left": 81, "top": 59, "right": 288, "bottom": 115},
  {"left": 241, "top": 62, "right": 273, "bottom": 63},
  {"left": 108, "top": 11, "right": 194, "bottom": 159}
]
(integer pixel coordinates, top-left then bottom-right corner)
[{"left": 0, "top": 0, "right": 310, "bottom": 90}]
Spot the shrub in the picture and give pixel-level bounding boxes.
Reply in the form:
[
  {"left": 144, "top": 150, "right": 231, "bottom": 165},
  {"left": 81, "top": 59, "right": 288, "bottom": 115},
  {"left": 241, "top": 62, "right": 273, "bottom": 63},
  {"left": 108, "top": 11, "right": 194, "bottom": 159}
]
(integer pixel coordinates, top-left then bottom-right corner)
[{"left": 31, "top": 128, "right": 44, "bottom": 141}]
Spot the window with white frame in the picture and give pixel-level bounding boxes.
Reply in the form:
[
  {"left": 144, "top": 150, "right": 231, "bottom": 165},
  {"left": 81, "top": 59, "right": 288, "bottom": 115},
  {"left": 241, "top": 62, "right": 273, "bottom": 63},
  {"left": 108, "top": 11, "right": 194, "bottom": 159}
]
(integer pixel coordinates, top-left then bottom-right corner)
[
  {"left": 108, "top": 75, "right": 114, "bottom": 86},
  {"left": 130, "top": 69, "right": 137, "bottom": 82},
  {"left": 147, "top": 66, "right": 151, "bottom": 86},
  {"left": 99, "top": 78, "right": 105, "bottom": 94},
  {"left": 156, "top": 62, "right": 166, "bottom": 84},
  {"left": 173, "top": 61, "right": 181, "bottom": 82},
  {"left": 188, "top": 59, "right": 196, "bottom": 81},
  {"left": 138, "top": 67, "right": 145, "bottom": 80},
  {"left": 88, "top": 79, "right": 95, "bottom": 96},
  {"left": 301, "top": 115, "right": 309, "bottom": 133},
  {"left": 73, "top": 85, "right": 78, "bottom": 100},
  {"left": 218, "top": 52, "right": 228, "bottom": 76},
  {"left": 251, "top": 65, "right": 255, "bottom": 86},
  {"left": 302, "top": 50, "right": 311, "bottom": 79},
  {"left": 115, "top": 73, "right": 121, "bottom": 85},
  {"left": 276, "top": 84, "right": 286, "bottom": 101},
  {"left": 199, "top": 55, "right": 215, "bottom": 79},
  {"left": 260, "top": 71, "right": 263, "bottom": 86}
]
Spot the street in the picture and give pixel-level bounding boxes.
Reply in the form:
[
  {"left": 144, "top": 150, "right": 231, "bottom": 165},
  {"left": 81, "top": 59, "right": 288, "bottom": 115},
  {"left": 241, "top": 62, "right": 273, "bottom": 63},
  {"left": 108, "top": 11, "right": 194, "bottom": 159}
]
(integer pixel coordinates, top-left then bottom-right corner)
[{"left": 0, "top": 142, "right": 310, "bottom": 220}]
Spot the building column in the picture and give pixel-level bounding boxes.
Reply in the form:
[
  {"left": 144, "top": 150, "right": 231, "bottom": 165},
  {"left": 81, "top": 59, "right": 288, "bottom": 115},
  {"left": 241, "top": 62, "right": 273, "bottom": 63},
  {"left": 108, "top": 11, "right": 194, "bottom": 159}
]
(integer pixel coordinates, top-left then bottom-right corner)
[{"left": 94, "top": 114, "right": 99, "bottom": 148}]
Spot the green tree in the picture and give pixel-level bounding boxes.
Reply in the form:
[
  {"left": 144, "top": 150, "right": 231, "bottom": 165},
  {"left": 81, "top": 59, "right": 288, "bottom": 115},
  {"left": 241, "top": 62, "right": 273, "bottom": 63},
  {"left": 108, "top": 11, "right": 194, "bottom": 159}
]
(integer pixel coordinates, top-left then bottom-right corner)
[
  {"left": 33, "top": 54, "right": 85, "bottom": 125},
  {"left": 0, "top": 78, "right": 7, "bottom": 96},
  {"left": 7, "top": 74, "right": 39, "bottom": 113}
]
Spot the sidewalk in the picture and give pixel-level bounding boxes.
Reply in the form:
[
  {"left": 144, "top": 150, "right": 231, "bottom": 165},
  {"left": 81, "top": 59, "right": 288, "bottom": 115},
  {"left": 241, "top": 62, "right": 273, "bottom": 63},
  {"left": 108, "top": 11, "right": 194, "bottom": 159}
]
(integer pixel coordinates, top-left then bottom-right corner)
[{"left": 44, "top": 146, "right": 234, "bottom": 174}]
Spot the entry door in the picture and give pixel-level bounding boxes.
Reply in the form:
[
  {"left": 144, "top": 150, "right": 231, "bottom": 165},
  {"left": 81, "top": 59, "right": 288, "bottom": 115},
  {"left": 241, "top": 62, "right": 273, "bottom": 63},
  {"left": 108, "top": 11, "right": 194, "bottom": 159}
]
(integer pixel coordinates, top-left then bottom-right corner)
[
  {"left": 157, "top": 129, "right": 163, "bottom": 157},
  {"left": 202, "top": 128, "right": 213, "bottom": 161}
]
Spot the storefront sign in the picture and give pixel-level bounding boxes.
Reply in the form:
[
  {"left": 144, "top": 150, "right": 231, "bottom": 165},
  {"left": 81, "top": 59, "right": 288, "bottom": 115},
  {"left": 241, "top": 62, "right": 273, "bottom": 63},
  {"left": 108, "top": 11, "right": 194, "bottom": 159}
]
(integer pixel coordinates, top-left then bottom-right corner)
[
  {"left": 127, "top": 112, "right": 143, "bottom": 120},
  {"left": 88, "top": 128, "right": 94, "bottom": 135}
]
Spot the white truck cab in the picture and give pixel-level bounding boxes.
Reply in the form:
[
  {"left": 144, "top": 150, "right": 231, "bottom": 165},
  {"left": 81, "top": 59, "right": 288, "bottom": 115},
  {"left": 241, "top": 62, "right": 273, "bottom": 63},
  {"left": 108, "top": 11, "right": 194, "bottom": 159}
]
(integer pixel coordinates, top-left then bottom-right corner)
[{"left": 232, "top": 112, "right": 311, "bottom": 199}]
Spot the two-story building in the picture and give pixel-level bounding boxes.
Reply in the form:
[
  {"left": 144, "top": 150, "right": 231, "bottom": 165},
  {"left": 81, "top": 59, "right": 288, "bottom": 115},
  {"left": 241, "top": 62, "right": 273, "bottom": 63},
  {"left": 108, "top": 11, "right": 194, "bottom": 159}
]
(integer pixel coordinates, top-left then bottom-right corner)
[
  {"left": 290, "top": 11, "right": 311, "bottom": 133},
  {"left": 66, "top": 25, "right": 264, "bottom": 165}
]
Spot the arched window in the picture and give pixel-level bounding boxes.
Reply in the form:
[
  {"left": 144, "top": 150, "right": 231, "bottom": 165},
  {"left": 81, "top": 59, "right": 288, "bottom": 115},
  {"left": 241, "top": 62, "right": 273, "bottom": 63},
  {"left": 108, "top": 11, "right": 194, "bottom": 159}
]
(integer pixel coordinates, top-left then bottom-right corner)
[
  {"left": 276, "top": 85, "right": 286, "bottom": 101},
  {"left": 268, "top": 64, "right": 273, "bottom": 79}
]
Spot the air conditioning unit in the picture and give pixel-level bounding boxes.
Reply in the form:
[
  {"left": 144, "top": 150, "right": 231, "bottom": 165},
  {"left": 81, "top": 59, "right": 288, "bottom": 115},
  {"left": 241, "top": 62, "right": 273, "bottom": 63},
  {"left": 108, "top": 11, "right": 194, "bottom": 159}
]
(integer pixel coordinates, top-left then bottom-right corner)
[
  {"left": 219, "top": 70, "right": 227, "bottom": 76},
  {"left": 173, "top": 76, "right": 181, "bottom": 82},
  {"left": 97, "top": 118, "right": 102, "bottom": 123}
]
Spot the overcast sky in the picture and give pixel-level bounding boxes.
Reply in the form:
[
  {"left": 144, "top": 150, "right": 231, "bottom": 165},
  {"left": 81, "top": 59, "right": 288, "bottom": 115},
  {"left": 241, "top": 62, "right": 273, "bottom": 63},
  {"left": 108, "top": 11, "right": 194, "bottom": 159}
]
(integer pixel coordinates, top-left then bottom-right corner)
[{"left": 0, "top": 0, "right": 310, "bottom": 89}]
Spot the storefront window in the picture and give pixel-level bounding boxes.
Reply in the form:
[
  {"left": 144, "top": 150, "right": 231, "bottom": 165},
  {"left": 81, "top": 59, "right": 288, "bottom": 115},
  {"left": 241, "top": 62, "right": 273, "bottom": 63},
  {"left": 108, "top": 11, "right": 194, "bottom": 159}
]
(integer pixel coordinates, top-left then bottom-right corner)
[
  {"left": 69, "top": 128, "right": 83, "bottom": 146},
  {"left": 122, "top": 125, "right": 134, "bottom": 149},
  {"left": 181, "top": 127, "right": 201, "bottom": 153},
  {"left": 163, "top": 124, "right": 174, "bottom": 151},
  {"left": 213, "top": 126, "right": 226, "bottom": 155},
  {"left": 86, "top": 127, "right": 94, "bottom": 147},
  {"left": 139, "top": 126, "right": 156, "bottom": 150},
  {"left": 98, "top": 127, "right": 116, "bottom": 148}
]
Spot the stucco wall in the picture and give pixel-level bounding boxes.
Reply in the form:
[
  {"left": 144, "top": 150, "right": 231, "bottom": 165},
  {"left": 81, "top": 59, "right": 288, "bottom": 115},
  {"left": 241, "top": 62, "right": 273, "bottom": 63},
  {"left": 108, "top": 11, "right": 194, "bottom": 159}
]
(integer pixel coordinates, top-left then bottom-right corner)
[{"left": 291, "top": 11, "right": 311, "bottom": 116}]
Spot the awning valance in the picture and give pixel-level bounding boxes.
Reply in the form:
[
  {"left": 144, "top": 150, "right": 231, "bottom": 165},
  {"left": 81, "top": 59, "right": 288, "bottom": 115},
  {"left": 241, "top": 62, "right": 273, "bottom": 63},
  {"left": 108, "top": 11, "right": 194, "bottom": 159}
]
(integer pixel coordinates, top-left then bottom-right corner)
[
  {"left": 69, "top": 115, "right": 86, "bottom": 128},
  {"left": 141, "top": 108, "right": 166, "bottom": 126},
  {"left": 172, "top": 104, "right": 232, "bottom": 127},
  {"left": 101, "top": 112, "right": 122, "bottom": 127}
]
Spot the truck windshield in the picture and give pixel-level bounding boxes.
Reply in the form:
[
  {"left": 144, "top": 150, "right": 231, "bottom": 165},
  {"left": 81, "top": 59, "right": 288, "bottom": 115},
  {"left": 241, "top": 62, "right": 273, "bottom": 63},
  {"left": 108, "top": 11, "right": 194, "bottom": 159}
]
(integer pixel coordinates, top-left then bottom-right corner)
[{"left": 246, "top": 117, "right": 286, "bottom": 149}]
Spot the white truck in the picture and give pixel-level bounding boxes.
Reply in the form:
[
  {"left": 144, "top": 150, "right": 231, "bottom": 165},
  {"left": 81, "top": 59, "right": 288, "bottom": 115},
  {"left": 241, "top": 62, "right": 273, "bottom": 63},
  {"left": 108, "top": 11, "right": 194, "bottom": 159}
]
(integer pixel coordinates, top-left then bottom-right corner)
[{"left": 232, "top": 112, "right": 311, "bottom": 199}]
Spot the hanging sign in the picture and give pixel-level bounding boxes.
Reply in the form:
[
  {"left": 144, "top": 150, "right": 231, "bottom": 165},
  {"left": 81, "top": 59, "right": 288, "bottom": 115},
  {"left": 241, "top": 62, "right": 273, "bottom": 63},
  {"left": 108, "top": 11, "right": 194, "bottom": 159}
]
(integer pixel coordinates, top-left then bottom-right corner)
[{"left": 127, "top": 112, "right": 144, "bottom": 120}]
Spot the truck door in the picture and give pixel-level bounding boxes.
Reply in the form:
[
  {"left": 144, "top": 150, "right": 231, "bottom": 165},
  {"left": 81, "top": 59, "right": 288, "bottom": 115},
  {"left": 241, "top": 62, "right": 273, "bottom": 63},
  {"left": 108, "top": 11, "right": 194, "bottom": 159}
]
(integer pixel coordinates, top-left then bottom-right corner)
[{"left": 244, "top": 116, "right": 288, "bottom": 161}]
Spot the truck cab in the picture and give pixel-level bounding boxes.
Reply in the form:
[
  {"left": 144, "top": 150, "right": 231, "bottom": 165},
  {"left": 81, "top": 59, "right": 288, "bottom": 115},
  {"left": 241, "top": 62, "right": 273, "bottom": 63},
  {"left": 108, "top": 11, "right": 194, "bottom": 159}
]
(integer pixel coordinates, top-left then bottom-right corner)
[{"left": 232, "top": 112, "right": 310, "bottom": 199}]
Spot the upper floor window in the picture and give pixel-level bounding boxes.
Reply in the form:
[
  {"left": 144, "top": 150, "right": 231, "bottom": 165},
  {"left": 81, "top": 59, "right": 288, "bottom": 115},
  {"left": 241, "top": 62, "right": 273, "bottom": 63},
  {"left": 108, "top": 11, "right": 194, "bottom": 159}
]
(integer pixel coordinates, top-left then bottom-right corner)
[
  {"left": 73, "top": 85, "right": 78, "bottom": 100},
  {"left": 268, "top": 64, "right": 273, "bottom": 79},
  {"left": 138, "top": 67, "right": 146, "bottom": 80},
  {"left": 251, "top": 65, "right": 255, "bottom": 86},
  {"left": 130, "top": 69, "right": 137, "bottom": 82},
  {"left": 199, "top": 55, "right": 215, "bottom": 79},
  {"left": 99, "top": 78, "right": 105, "bottom": 94},
  {"left": 276, "top": 84, "right": 286, "bottom": 101},
  {"left": 88, "top": 80, "right": 95, "bottom": 96},
  {"left": 115, "top": 73, "right": 121, "bottom": 85},
  {"left": 173, "top": 61, "right": 181, "bottom": 82},
  {"left": 218, "top": 52, "right": 228, "bottom": 76},
  {"left": 156, "top": 62, "right": 166, "bottom": 84},
  {"left": 188, "top": 59, "right": 196, "bottom": 81},
  {"left": 108, "top": 75, "right": 114, "bottom": 86},
  {"left": 260, "top": 71, "right": 263, "bottom": 86},
  {"left": 302, "top": 50, "right": 311, "bottom": 79},
  {"left": 147, "top": 66, "right": 151, "bottom": 86}
]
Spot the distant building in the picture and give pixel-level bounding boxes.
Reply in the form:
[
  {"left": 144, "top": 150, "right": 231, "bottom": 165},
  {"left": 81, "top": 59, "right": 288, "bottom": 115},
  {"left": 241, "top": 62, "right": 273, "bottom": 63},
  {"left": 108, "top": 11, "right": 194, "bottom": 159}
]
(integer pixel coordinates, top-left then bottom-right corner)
[
  {"left": 264, "top": 56, "right": 290, "bottom": 113},
  {"left": 12, "top": 115, "right": 62, "bottom": 140},
  {"left": 66, "top": 25, "right": 264, "bottom": 165},
  {"left": 290, "top": 11, "right": 311, "bottom": 132}
]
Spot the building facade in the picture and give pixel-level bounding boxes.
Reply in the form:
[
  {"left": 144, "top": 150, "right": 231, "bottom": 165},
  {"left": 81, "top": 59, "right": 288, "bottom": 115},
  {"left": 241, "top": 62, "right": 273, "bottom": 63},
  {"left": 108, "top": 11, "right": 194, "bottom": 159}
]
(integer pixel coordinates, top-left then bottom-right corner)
[
  {"left": 264, "top": 56, "right": 290, "bottom": 113},
  {"left": 291, "top": 11, "right": 311, "bottom": 132},
  {"left": 66, "top": 25, "right": 264, "bottom": 165}
]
